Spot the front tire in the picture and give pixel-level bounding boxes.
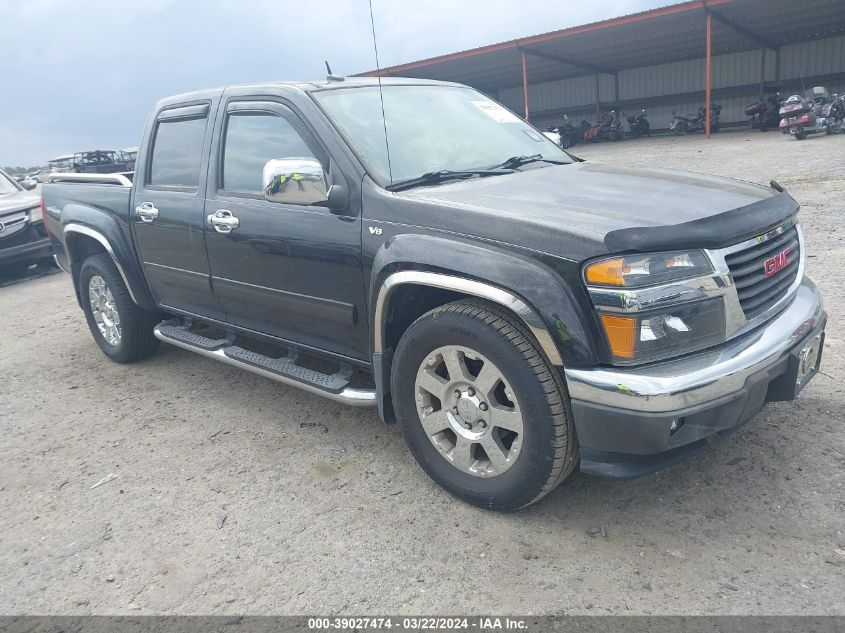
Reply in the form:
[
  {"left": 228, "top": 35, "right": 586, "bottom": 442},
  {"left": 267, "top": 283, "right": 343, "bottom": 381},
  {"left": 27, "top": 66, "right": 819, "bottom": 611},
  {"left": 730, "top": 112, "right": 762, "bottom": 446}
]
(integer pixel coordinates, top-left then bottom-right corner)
[
  {"left": 391, "top": 300, "right": 579, "bottom": 511},
  {"left": 79, "top": 253, "right": 160, "bottom": 363}
]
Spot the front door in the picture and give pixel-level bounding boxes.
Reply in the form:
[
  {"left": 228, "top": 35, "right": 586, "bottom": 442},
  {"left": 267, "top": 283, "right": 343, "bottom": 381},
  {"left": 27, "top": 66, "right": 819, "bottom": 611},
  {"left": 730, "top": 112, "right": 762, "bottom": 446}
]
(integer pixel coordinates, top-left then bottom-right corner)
[
  {"left": 132, "top": 101, "right": 225, "bottom": 321},
  {"left": 204, "top": 99, "right": 367, "bottom": 361}
]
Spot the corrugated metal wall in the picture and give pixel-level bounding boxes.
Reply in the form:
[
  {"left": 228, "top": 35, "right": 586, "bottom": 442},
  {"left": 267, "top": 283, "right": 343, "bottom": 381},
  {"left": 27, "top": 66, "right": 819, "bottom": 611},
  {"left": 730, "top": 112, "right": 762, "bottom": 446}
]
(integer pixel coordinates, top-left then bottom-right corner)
[{"left": 496, "top": 34, "right": 845, "bottom": 132}]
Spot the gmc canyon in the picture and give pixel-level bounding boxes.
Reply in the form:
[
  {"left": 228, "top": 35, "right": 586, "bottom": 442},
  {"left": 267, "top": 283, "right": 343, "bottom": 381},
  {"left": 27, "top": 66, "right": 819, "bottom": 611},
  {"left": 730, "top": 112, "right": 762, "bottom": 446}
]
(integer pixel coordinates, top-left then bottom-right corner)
[{"left": 42, "top": 78, "right": 826, "bottom": 510}]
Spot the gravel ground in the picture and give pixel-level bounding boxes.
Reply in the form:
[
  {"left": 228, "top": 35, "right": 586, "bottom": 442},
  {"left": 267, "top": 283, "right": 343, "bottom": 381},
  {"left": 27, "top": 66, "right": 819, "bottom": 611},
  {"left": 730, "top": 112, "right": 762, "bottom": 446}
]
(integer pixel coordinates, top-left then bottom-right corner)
[{"left": 1, "top": 131, "right": 843, "bottom": 616}]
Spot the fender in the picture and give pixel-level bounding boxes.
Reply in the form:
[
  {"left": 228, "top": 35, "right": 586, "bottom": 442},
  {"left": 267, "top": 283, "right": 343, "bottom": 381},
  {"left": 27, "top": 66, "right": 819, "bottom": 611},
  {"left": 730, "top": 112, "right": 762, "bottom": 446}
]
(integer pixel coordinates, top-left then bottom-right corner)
[
  {"left": 60, "top": 201, "right": 156, "bottom": 311},
  {"left": 368, "top": 234, "right": 599, "bottom": 368}
]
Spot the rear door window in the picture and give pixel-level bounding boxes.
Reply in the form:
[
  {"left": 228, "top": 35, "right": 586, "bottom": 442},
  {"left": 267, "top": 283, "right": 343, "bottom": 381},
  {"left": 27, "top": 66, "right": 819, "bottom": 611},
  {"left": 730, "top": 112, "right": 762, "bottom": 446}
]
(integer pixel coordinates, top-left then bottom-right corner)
[{"left": 149, "top": 115, "right": 207, "bottom": 188}]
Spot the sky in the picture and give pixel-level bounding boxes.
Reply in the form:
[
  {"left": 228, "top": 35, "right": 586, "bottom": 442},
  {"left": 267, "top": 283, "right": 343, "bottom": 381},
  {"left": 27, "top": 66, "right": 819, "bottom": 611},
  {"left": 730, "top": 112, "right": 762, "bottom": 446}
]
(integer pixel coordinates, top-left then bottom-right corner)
[{"left": 0, "top": 0, "right": 669, "bottom": 167}]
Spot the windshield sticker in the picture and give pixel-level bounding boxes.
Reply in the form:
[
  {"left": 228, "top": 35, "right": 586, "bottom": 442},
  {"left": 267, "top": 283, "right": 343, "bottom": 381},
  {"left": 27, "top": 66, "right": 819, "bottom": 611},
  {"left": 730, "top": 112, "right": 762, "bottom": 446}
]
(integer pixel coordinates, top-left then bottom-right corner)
[{"left": 471, "top": 100, "right": 523, "bottom": 123}]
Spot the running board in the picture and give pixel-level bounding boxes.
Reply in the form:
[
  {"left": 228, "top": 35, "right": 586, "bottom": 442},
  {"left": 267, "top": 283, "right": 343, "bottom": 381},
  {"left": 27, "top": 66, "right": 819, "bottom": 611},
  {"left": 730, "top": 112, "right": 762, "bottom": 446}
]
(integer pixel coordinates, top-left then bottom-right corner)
[{"left": 153, "top": 322, "right": 376, "bottom": 407}]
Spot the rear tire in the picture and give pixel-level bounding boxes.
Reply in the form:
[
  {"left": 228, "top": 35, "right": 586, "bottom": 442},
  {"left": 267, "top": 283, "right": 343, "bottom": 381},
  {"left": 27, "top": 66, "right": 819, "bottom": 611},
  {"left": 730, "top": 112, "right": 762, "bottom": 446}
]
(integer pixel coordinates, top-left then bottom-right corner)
[
  {"left": 79, "top": 253, "right": 160, "bottom": 363},
  {"left": 391, "top": 299, "right": 579, "bottom": 511}
]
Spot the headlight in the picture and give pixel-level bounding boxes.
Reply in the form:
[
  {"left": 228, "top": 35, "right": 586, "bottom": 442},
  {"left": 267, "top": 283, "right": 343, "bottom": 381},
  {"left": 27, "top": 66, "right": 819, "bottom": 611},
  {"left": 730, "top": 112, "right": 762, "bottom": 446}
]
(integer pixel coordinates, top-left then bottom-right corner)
[
  {"left": 584, "top": 250, "right": 725, "bottom": 364},
  {"left": 599, "top": 298, "right": 725, "bottom": 363},
  {"left": 28, "top": 205, "right": 43, "bottom": 223},
  {"left": 584, "top": 250, "right": 713, "bottom": 287}
]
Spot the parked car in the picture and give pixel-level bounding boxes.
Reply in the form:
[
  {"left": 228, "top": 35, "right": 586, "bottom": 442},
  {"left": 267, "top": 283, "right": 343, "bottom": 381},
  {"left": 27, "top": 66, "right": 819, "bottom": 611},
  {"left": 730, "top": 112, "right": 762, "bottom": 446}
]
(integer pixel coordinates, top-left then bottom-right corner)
[
  {"left": 0, "top": 167, "right": 52, "bottom": 274},
  {"left": 43, "top": 78, "right": 825, "bottom": 510},
  {"left": 13, "top": 173, "right": 38, "bottom": 190}
]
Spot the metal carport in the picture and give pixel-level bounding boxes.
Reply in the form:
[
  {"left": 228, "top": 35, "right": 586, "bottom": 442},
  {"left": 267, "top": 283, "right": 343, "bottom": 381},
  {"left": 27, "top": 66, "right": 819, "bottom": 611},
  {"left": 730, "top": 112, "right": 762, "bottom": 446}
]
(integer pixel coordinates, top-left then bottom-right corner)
[{"left": 358, "top": 0, "right": 845, "bottom": 137}]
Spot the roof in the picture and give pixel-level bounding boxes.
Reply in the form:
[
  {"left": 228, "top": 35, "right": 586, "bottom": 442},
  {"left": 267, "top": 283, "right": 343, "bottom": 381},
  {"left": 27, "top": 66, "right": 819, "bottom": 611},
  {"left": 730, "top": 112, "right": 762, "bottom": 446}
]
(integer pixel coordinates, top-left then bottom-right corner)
[
  {"left": 357, "top": 0, "right": 845, "bottom": 91},
  {"left": 156, "top": 77, "right": 461, "bottom": 108}
]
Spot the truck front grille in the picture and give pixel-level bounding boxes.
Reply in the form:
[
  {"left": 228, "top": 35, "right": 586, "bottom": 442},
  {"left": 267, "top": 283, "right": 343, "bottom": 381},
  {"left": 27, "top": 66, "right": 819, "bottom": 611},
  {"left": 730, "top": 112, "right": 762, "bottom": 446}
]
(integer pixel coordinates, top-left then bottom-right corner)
[{"left": 725, "top": 225, "right": 800, "bottom": 320}]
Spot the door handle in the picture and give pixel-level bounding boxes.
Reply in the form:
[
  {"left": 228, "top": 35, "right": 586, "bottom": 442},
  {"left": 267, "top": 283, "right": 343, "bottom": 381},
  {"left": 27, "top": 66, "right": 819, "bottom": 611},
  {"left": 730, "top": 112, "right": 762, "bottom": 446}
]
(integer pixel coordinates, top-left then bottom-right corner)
[
  {"left": 136, "top": 202, "right": 159, "bottom": 223},
  {"left": 208, "top": 209, "right": 240, "bottom": 234}
]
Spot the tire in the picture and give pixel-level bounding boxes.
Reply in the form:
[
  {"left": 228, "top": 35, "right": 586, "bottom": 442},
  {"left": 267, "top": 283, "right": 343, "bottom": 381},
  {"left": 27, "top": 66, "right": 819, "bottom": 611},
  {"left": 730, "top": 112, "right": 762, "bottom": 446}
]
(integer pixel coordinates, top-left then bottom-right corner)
[
  {"left": 391, "top": 299, "right": 579, "bottom": 511},
  {"left": 78, "top": 253, "right": 160, "bottom": 363}
]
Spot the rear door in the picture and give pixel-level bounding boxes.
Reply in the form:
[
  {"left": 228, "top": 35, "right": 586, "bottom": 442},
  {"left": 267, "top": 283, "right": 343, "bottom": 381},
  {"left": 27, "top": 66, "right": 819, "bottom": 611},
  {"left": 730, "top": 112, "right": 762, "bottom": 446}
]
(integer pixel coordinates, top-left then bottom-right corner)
[
  {"left": 204, "top": 98, "right": 367, "bottom": 360},
  {"left": 132, "top": 101, "right": 225, "bottom": 320}
]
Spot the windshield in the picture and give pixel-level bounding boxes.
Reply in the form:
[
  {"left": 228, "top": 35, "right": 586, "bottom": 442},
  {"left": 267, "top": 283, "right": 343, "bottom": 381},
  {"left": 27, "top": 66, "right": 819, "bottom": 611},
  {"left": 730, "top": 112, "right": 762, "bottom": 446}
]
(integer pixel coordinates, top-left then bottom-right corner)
[
  {"left": 313, "top": 85, "right": 571, "bottom": 187},
  {"left": 0, "top": 171, "right": 21, "bottom": 195}
]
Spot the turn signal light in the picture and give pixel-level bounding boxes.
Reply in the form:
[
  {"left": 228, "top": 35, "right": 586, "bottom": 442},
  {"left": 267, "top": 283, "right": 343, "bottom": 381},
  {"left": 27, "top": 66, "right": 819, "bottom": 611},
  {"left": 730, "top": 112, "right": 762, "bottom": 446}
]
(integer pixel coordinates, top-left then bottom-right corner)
[
  {"left": 585, "top": 258, "right": 626, "bottom": 285},
  {"left": 599, "top": 314, "right": 637, "bottom": 360}
]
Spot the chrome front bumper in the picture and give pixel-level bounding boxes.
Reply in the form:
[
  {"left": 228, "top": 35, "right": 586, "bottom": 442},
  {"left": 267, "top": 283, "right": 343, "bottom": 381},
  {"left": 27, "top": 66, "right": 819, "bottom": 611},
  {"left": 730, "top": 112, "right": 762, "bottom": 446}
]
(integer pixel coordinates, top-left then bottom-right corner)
[{"left": 565, "top": 276, "right": 825, "bottom": 413}]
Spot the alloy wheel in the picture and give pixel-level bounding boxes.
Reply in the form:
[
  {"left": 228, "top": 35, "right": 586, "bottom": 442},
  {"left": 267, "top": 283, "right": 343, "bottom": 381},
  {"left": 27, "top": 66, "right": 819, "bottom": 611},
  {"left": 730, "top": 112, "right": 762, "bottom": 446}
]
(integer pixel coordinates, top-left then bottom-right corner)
[
  {"left": 88, "top": 275, "right": 121, "bottom": 346},
  {"left": 414, "top": 345, "right": 524, "bottom": 478}
]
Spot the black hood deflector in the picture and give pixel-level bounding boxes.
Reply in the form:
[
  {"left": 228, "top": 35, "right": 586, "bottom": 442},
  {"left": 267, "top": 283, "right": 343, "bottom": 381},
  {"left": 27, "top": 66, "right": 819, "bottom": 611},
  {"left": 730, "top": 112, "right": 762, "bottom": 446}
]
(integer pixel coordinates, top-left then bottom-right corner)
[{"left": 604, "top": 190, "right": 799, "bottom": 253}]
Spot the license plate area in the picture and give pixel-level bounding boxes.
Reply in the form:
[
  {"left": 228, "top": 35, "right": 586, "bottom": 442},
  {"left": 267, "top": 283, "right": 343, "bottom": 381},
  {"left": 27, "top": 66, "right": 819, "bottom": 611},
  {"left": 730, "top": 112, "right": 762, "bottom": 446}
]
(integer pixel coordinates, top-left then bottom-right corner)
[
  {"left": 766, "top": 327, "right": 825, "bottom": 402},
  {"left": 795, "top": 331, "right": 824, "bottom": 394}
]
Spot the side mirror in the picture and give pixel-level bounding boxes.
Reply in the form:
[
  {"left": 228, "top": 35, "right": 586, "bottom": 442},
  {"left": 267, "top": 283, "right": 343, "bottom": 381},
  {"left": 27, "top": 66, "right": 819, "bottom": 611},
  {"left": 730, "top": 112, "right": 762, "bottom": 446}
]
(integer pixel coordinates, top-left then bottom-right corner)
[{"left": 263, "top": 158, "right": 332, "bottom": 207}]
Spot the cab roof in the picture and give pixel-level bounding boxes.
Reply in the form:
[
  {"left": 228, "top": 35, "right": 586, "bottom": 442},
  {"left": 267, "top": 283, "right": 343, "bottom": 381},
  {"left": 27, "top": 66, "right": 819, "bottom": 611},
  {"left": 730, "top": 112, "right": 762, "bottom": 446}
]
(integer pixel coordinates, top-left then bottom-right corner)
[{"left": 154, "top": 77, "right": 464, "bottom": 109}]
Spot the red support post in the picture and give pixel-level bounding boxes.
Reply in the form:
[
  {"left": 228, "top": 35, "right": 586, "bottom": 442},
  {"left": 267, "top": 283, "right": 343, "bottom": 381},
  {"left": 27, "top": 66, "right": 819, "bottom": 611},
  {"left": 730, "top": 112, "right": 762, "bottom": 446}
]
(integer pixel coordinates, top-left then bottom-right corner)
[
  {"left": 705, "top": 11, "right": 712, "bottom": 138},
  {"left": 521, "top": 51, "right": 529, "bottom": 120}
]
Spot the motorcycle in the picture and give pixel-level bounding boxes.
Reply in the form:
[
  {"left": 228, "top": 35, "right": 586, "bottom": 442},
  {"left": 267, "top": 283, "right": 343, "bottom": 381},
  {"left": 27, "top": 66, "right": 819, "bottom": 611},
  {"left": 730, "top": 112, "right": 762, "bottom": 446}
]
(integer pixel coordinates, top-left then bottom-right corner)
[
  {"left": 548, "top": 115, "right": 586, "bottom": 149},
  {"left": 626, "top": 109, "right": 651, "bottom": 138},
  {"left": 584, "top": 110, "right": 624, "bottom": 142},
  {"left": 744, "top": 92, "right": 785, "bottom": 131},
  {"left": 821, "top": 93, "right": 845, "bottom": 134},
  {"left": 779, "top": 86, "right": 841, "bottom": 140},
  {"left": 670, "top": 104, "right": 722, "bottom": 135}
]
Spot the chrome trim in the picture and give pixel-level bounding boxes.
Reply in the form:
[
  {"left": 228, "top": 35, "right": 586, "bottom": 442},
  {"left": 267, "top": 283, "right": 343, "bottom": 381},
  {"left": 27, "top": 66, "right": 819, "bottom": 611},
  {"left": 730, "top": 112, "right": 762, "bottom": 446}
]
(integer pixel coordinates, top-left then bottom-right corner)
[
  {"left": 63, "top": 223, "right": 139, "bottom": 304},
  {"left": 0, "top": 211, "right": 28, "bottom": 238},
  {"left": 706, "top": 223, "right": 805, "bottom": 340},
  {"left": 586, "top": 220, "right": 805, "bottom": 351},
  {"left": 588, "top": 273, "right": 725, "bottom": 314},
  {"left": 565, "top": 276, "right": 824, "bottom": 412},
  {"left": 48, "top": 172, "right": 133, "bottom": 187},
  {"left": 53, "top": 254, "right": 70, "bottom": 273},
  {"left": 374, "top": 271, "right": 564, "bottom": 366},
  {"left": 153, "top": 325, "right": 377, "bottom": 407}
]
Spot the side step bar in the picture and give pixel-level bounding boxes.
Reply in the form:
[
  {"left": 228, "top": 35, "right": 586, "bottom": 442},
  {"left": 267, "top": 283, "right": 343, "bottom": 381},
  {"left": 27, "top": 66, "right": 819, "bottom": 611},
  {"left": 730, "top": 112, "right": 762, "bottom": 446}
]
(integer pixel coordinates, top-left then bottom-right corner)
[{"left": 153, "top": 322, "right": 376, "bottom": 407}]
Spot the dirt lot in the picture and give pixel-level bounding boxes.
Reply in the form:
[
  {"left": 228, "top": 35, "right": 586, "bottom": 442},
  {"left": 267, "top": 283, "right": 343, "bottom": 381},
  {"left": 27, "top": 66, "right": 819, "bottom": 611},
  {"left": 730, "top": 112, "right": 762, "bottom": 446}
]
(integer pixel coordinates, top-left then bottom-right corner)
[{"left": 1, "top": 131, "right": 843, "bottom": 616}]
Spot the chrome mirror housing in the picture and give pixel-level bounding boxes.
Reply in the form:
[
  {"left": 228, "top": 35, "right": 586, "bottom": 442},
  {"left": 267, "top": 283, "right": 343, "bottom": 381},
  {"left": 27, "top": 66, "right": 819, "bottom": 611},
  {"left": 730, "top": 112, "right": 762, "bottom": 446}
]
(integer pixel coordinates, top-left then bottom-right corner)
[{"left": 263, "top": 158, "right": 328, "bottom": 206}]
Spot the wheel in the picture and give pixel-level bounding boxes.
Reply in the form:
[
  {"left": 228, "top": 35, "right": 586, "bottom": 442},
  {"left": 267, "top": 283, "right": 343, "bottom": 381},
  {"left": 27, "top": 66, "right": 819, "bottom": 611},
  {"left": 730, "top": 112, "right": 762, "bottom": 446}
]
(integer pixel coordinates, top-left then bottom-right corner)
[
  {"left": 391, "top": 300, "right": 579, "bottom": 511},
  {"left": 795, "top": 132, "right": 807, "bottom": 140},
  {"left": 79, "top": 253, "right": 160, "bottom": 363}
]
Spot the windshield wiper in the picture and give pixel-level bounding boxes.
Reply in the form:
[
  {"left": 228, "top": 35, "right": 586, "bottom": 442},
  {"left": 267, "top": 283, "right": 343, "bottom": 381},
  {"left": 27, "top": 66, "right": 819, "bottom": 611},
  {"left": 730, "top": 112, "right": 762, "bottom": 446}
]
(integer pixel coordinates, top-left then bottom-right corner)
[
  {"left": 490, "top": 154, "right": 570, "bottom": 170},
  {"left": 386, "top": 168, "right": 512, "bottom": 192}
]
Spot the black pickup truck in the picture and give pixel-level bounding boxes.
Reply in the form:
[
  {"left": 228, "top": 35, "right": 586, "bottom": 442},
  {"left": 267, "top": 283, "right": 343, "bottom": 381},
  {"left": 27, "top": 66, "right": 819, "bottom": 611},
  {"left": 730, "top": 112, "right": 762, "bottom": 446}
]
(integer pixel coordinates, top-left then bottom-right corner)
[{"left": 42, "top": 78, "right": 826, "bottom": 510}]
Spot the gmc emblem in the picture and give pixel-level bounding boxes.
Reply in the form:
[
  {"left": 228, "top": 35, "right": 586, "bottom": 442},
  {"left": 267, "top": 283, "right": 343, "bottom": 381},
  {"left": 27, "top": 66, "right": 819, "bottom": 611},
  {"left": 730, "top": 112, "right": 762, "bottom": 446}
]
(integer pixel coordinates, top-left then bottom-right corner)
[{"left": 764, "top": 248, "right": 792, "bottom": 278}]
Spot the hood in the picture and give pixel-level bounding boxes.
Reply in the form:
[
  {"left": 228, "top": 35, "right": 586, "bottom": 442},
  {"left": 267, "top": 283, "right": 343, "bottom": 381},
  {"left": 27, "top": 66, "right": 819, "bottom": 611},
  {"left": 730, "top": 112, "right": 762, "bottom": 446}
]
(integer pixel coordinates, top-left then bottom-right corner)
[
  {"left": 0, "top": 190, "right": 39, "bottom": 217},
  {"left": 405, "top": 162, "right": 774, "bottom": 235},
  {"left": 398, "top": 162, "right": 780, "bottom": 259}
]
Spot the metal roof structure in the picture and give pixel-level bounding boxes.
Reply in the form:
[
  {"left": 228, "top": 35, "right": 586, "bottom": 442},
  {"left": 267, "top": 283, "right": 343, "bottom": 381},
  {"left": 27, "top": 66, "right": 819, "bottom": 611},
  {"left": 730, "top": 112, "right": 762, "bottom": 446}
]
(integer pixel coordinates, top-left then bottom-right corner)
[{"left": 359, "top": 0, "right": 845, "bottom": 91}]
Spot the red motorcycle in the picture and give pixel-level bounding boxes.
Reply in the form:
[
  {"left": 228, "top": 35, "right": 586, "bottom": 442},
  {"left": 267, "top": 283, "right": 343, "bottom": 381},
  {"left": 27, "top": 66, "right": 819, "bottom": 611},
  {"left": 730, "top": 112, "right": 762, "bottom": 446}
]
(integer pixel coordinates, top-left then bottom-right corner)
[
  {"left": 583, "top": 111, "right": 623, "bottom": 142},
  {"left": 779, "top": 87, "right": 831, "bottom": 140}
]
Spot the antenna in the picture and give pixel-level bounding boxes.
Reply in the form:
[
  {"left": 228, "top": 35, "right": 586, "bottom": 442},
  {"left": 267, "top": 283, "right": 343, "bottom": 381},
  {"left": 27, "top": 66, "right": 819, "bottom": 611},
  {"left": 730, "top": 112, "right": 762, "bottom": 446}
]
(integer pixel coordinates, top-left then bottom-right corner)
[
  {"left": 368, "top": 0, "right": 393, "bottom": 185},
  {"left": 324, "top": 60, "right": 344, "bottom": 82}
]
